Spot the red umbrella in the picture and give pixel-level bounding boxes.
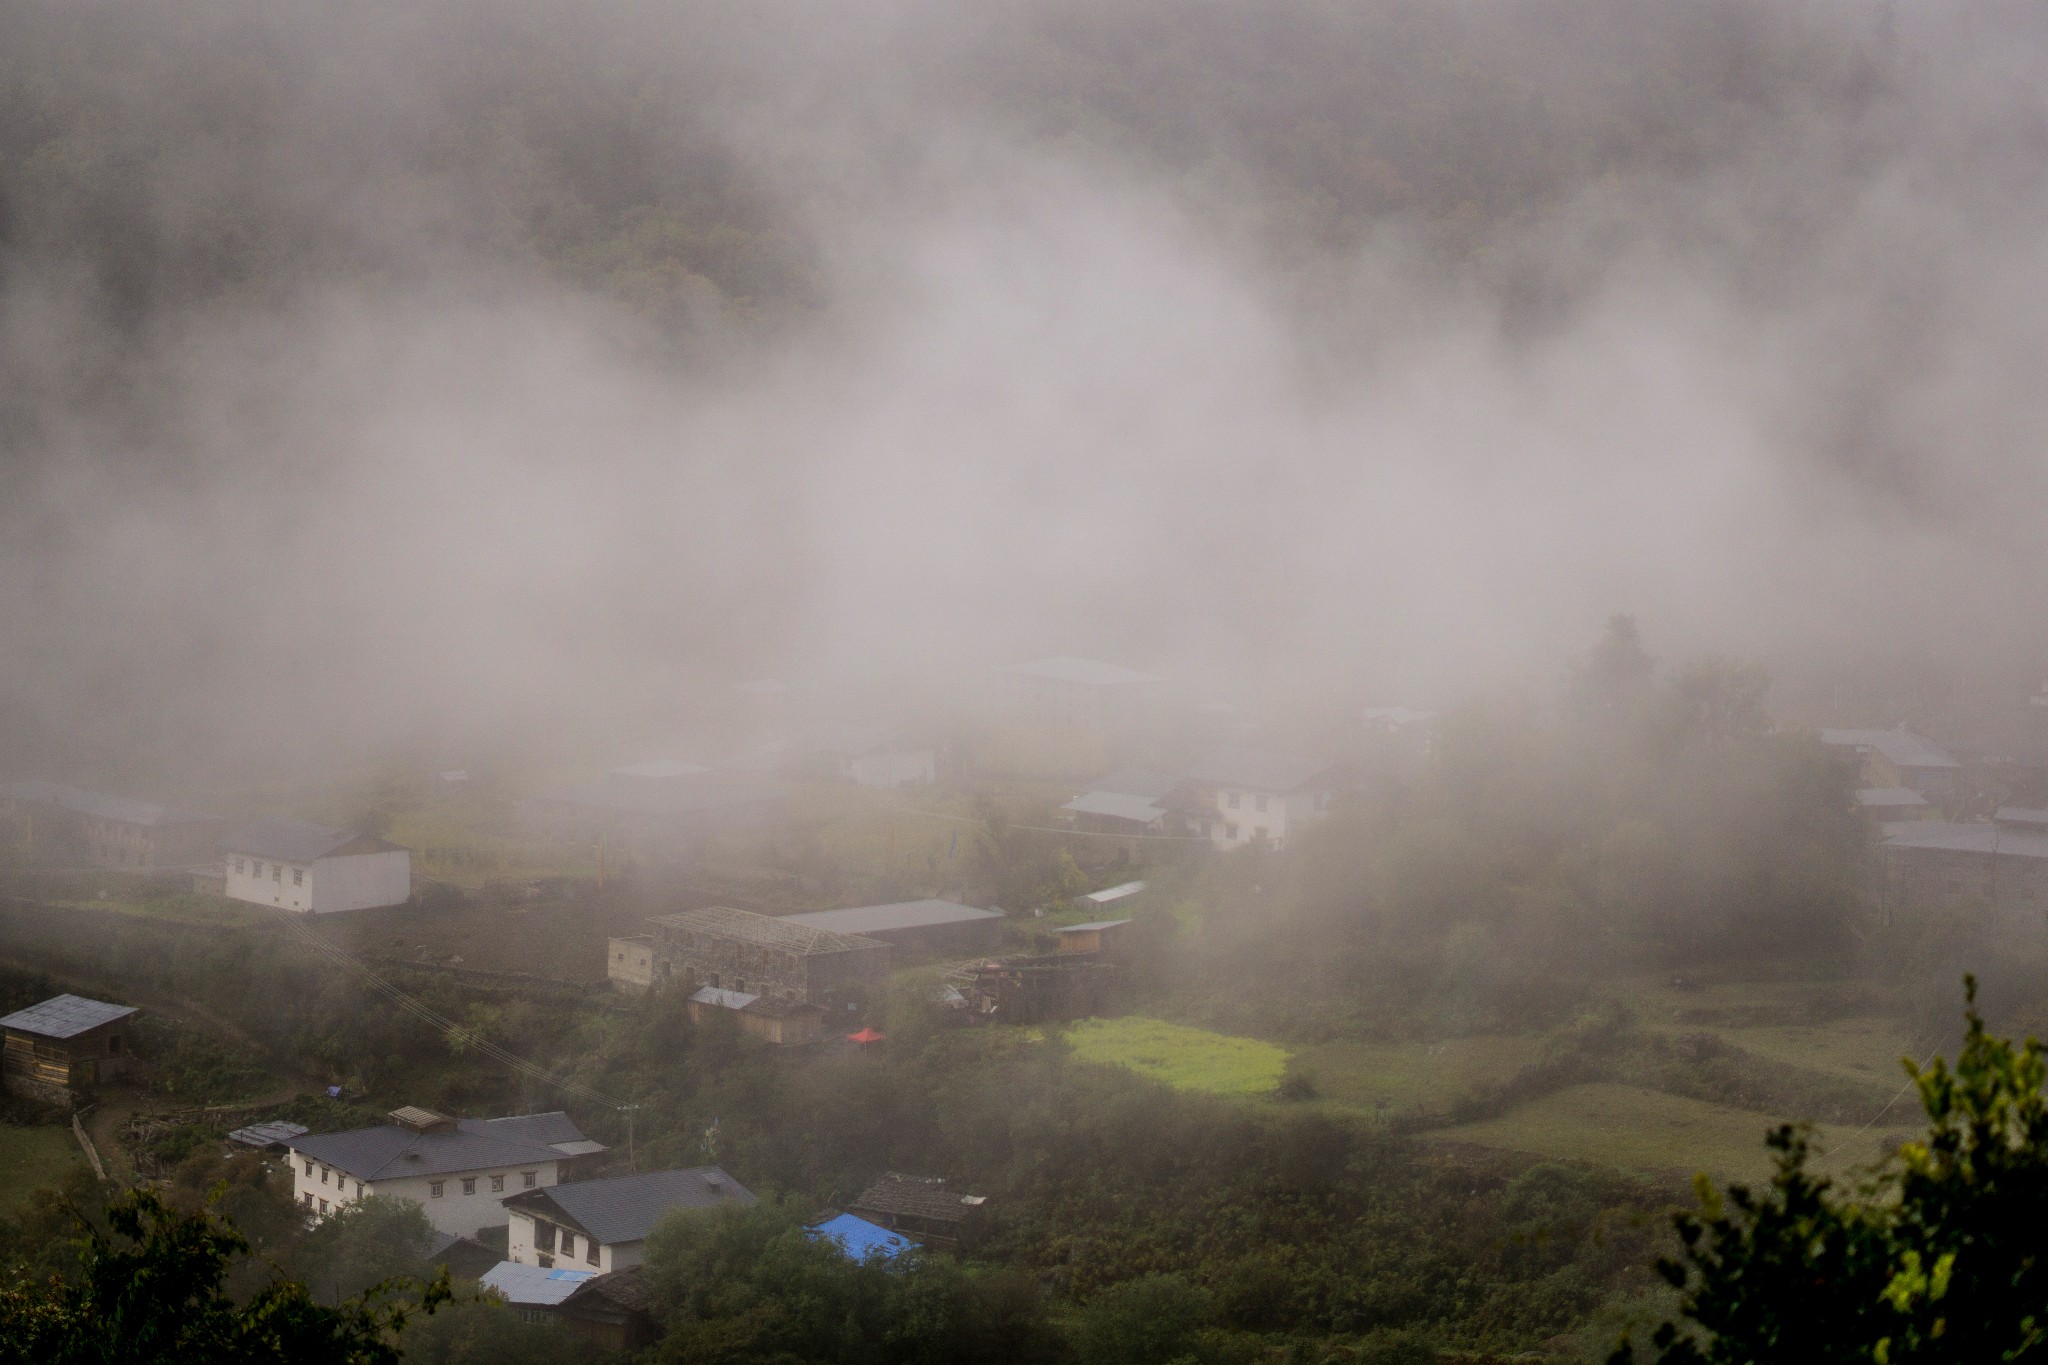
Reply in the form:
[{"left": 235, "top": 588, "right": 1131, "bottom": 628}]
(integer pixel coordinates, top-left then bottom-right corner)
[{"left": 845, "top": 1027, "right": 885, "bottom": 1044}]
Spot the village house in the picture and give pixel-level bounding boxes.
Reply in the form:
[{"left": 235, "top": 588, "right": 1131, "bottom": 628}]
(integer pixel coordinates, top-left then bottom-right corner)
[
  {"left": 848, "top": 1173, "right": 988, "bottom": 1252},
  {"left": 0, "top": 994, "right": 137, "bottom": 1107},
  {"left": 607, "top": 935, "right": 658, "bottom": 990},
  {"left": 219, "top": 818, "right": 411, "bottom": 913},
  {"left": 504, "top": 1166, "right": 756, "bottom": 1274},
  {"left": 1002, "top": 657, "right": 1164, "bottom": 731},
  {"left": 1821, "top": 727, "right": 1963, "bottom": 804},
  {"left": 684, "top": 986, "right": 825, "bottom": 1045},
  {"left": 626, "top": 905, "right": 892, "bottom": 1018},
  {"left": 1060, "top": 768, "right": 1180, "bottom": 836},
  {"left": 520, "top": 761, "right": 784, "bottom": 864},
  {"left": 287, "top": 1107, "right": 605, "bottom": 1237},
  {"left": 0, "top": 781, "right": 225, "bottom": 870},
  {"left": 1878, "top": 806, "right": 2048, "bottom": 922},
  {"left": 778, "top": 899, "right": 1005, "bottom": 957},
  {"left": 482, "top": 1264, "right": 660, "bottom": 1353},
  {"left": 1180, "top": 746, "right": 1351, "bottom": 851}
]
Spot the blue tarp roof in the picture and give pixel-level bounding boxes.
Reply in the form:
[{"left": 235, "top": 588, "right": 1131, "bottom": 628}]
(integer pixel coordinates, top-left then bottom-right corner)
[{"left": 808, "top": 1212, "right": 915, "bottom": 1263}]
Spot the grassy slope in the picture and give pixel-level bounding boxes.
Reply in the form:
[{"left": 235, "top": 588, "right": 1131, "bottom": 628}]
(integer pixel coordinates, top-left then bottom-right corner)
[
  {"left": 1291, "top": 1036, "right": 1543, "bottom": 1117},
  {"left": 0, "top": 1125, "right": 85, "bottom": 1215},
  {"left": 1064, "top": 1017, "right": 1291, "bottom": 1097}
]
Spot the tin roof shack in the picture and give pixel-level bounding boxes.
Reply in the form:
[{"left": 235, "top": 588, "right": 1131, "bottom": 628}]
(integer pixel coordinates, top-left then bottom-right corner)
[
  {"left": 0, "top": 995, "right": 137, "bottom": 1108},
  {"left": 288, "top": 1108, "right": 606, "bottom": 1238},
  {"left": 220, "top": 819, "right": 412, "bottom": 913},
  {"left": 520, "top": 764, "right": 783, "bottom": 867},
  {"left": 1821, "top": 728, "right": 1963, "bottom": 805},
  {"left": 1878, "top": 807, "right": 2048, "bottom": 924},
  {"left": 685, "top": 986, "right": 825, "bottom": 1045},
  {"left": 0, "top": 781, "right": 225, "bottom": 870},
  {"left": 1061, "top": 769, "right": 1181, "bottom": 836},
  {"left": 639, "top": 905, "right": 891, "bottom": 1017},
  {"left": 506, "top": 1166, "right": 756, "bottom": 1274},
  {"left": 1056, "top": 918, "right": 1133, "bottom": 958},
  {"left": 779, "top": 900, "right": 1004, "bottom": 958},
  {"left": 556, "top": 1267, "right": 659, "bottom": 1354},
  {"left": 608, "top": 936, "right": 657, "bottom": 992},
  {"left": 848, "top": 1173, "right": 987, "bottom": 1252}
]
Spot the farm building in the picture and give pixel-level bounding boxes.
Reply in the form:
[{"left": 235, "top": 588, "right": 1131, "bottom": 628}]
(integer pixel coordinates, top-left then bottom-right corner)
[
  {"left": 607, "top": 936, "right": 657, "bottom": 991},
  {"left": 1061, "top": 768, "right": 1180, "bottom": 835},
  {"left": 778, "top": 899, "right": 1004, "bottom": 956},
  {"left": 633, "top": 904, "right": 891, "bottom": 1015},
  {"left": 0, "top": 781, "right": 225, "bottom": 870},
  {"left": 1056, "top": 918, "right": 1132, "bottom": 956},
  {"left": 685, "top": 986, "right": 825, "bottom": 1045},
  {"left": 506, "top": 1166, "right": 755, "bottom": 1274},
  {"left": 1002, "top": 657, "right": 1164, "bottom": 731},
  {"left": 219, "top": 818, "right": 411, "bottom": 912},
  {"left": 1877, "top": 806, "right": 2048, "bottom": 922},
  {"left": 1821, "top": 727, "right": 1963, "bottom": 803},
  {"left": 1180, "top": 746, "right": 1352, "bottom": 851},
  {"left": 848, "top": 1173, "right": 988, "bottom": 1252},
  {"left": 0, "top": 994, "right": 137, "bottom": 1107},
  {"left": 483, "top": 1265, "right": 659, "bottom": 1352},
  {"left": 288, "top": 1107, "right": 606, "bottom": 1237},
  {"left": 520, "top": 764, "right": 783, "bottom": 863}
]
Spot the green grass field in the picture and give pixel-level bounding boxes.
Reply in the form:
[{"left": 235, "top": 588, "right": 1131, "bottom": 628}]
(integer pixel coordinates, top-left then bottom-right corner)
[
  {"left": 1065, "top": 1016, "right": 1291, "bottom": 1097},
  {"left": 0, "top": 1125, "right": 85, "bottom": 1215},
  {"left": 1439, "top": 1082, "right": 1916, "bottom": 1182},
  {"left": 1290, "top": 1036, "right": 1544, "bottom": 1118}
]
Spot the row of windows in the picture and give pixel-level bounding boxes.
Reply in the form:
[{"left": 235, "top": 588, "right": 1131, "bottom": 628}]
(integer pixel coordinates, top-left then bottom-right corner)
[
  {"left": 426, "top": 1171, "right": 537, "bottom": 1198},
  {"left": 234, "top": 858, "right": 304, "bottom": 886},
  {"left": 533, "top": 1218, "right": 602, "bottom": 1266}
]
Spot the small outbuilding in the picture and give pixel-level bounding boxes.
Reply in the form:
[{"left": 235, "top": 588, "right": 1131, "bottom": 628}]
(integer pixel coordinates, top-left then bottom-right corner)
[
  {"left": 848, "top": 1173, "right": 987, "bottom": 1252},
  {"left": 809, "top": 1211, "right": 915, "bottom": 1263},
  {"left": 685, "top": 986, "right": 825, "bottom": 1045},
  {"left": 0, "top": 994, "right": 138, "bottom": 1106},
  {"left": 1056, "top": 918, "right": 1132, "bottom": 956}
]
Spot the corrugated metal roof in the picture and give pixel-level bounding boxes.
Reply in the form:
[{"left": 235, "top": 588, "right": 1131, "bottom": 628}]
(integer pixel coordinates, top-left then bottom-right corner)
[
  {"left": 1819, "top": 728, "right": 1961, "bottom": 770},
  {"left": 1060, "top": 919, "right": 1132, "bottom": 934},
  {"left": 1996, "top": 807, "right": 2048, "bottom": 827},
  {"left": 220, "top": 818, "right": 385, "bottom": 863},
  {"left": 1061, "top": 791, "right": 1168, "bottom": 825},
  {"left": 1183, "top": 746, "right": 1339, "bottom": 793},
  {"left": 650, "top": 905, "right": 885, "bottom": 956},
  {"left": 481, "top": 1261, "right": 597, "bottom": 1306},
  {"left": 780, "top": 900, "right": 1001, "bottom": 936},
  {"left": 1081, "top": 881, "right": 1146, "bottom": 905},
  {"left": 1882, "top": 821, "right": 2048, "bottom": 859},
  {"left": 689, "top": 986, "right": 761, "bottom": 1011},
  {"left": 0, "top": 994, "right": 138, "bottom": 1039},
  {"left": 227, "top": 1120, "right": 310, "bottom": 1148},
  {"left": 1003, "top": 657, "right": 1162, "bottom": 687},
  {"left": 509, "top": 1167, "right": 756, "bottom": 1246},
  {"left": 290, "top": 1112, "right": 600, "bottom": 1182},
  {"left": 0, "top": 781, "right": 216, "bottom": 827},
  {"left": 809, "top": 1212, "right": 915, "bottom": 1262}
]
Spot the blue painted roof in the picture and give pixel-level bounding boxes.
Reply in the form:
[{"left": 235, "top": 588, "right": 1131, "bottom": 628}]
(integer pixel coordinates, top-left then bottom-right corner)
[{"left": 808, "top": 1212, "right": 915, "bottom": 1263}]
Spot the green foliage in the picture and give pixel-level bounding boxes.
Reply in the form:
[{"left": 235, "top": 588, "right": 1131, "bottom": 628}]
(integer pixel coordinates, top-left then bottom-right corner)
[
  {"left": 1072, "top": 1272, "right": 1213, "bottom": 1365},
  {"left": 0, "top": 1186, "right": 447, "bottom": 1365},
  {"left": 1618, "top": 980, "right": 2048, "bottom": 1363}
]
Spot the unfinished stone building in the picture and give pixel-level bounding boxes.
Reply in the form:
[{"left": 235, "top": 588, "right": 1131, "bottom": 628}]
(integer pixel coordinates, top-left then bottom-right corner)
[{"left": 627, "top": 905, "right": 892, "bottom": 1018}]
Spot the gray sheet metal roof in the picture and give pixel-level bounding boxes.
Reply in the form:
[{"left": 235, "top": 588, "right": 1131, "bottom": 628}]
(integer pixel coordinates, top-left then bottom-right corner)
[
  {"left": 1820, "top": 728, "right": 1961, "bottom": 770},
  {"left": 780, "top": 900, "right": 1001, "bottom": 936},
  {"left": 291, "top": 1112, "right": 600, "bottom": 1182},
  {"left": 0, "top": 994, "right": 137, "bottom": 1039},
  {"left": 1183, "top": 746, "right": 1339, "bottom": 793},
  {"left": 220, "top": 817, "right": 387, "bottom": 863},
  {"left": 0, "top": 780, "right": 216, "bottom": 827},
  {"left": 1086, "top": 768, "right": 1182, "bottom": 800},
  {"left": 1003, "top": 657, "right": 1162, "bottom": 687},
  {"left": 1856, "top": 787, "right": 1930, "bottom": 808},
  {"left": 1061, "top": 791, "right": 1169, "bottom": 825},
  {"left": 509, "top": 1167, "right": 756, "bottom": 1246},
  {"left": 1996, "top": 807, "right": 2048, "bottom": 827},
  {"left": 689, "top": 986, "right": 761, "bottom": 1011},
  {"left": 650, "top": 904, "right": 886, "bottom": 956},
  {"left": 481, "top": 1261, "right": 597, "bottom": 1306},
  {"left": 1882, "top": 821, "right": 2048, "bottom": 859},
  {"left": 228, "top": 1120, "right": 310, "bottom": 1148},
  {"left": 1060, "top": 919, "right": 1132, "bottom": 934},
  {"left": 1080, "top": 880, "right": 1145, "bottom": 905}
]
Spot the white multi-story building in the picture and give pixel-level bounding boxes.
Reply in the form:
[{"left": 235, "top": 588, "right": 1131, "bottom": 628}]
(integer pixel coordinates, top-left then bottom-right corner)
[
  {"left": 504, "top": 1166, "right": 755, "bottom": 1274},
  {"left": 219, "top": 817, "right": 411, "bottom": 913},
  {"left": 286, "top": 1107, "right": 606, "bottom": 1237},
  {"left": 1181, "top": 747, "right": 1350, "bottom": 851}
]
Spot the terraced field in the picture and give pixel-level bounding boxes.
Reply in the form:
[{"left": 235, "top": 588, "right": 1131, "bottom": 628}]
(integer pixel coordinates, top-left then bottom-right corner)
[
  {"left": 1289, "top": 1036, "right": 1543, "bottom": 1119},
  {"left": 0, "top": 1125, "right": 85, "bottom": 1215},
  {"left": 1064, "top": 1017, "right": 1291, "bottom": 1096}
]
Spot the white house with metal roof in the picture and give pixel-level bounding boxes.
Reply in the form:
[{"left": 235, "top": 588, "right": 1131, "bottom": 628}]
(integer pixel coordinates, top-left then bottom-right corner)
[
  {"left": 504, "top": 1166, "right": 756, "bottom": 1273},
  {"left": 1181, "top": 747, "right": 1350, "bottom": 851},
  {"left": 287, "top": 1107, "right": 605, "bottom": 1236},
  {"left": 219, "top": 818, "right": 411, "bottom": 913}
]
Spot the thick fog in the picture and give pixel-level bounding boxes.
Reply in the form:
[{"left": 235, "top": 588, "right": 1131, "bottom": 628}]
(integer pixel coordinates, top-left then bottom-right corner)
[{"left": 5, "top": 0, "right": 2048, "bottom": 779}]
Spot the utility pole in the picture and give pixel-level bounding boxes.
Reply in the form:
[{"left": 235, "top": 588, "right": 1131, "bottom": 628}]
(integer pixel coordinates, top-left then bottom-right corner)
[{"left": 620, "top": 1103, "right": 640, "bottom": 1170}]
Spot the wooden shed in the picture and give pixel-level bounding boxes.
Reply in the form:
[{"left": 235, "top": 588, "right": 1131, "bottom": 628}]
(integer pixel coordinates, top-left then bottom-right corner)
[
  {"left": 0, "top": 994, "right": 138, "bottom": 1107},
  {"left": 1055, "top": 918, "right": 1132, "bottom": 957}
]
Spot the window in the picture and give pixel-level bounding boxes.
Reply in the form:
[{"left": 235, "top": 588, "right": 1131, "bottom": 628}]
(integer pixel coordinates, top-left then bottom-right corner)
[
  {"left": 1226, "top": 791, "right": 1240, "bottom": 809},
  {"left": 587, "top": 1239, "right": 600, "bottom": 1266},
  {"left": 537, "top": 1254, "right": 554, "bottom": 1270},
  {"left": 320, "top": 1167, "right": 329, "bottom": 1185},
  {"left": 462, "top": 1177, "right": 476, "bottom": 1196},
  {"left": 522, "top": 1171, "right": 537, "bottom": 1188},
  {"left": 491, "top": 1174, "right": 505, "bottom": 1192},
  {"left": 318, "top": 1199, "right": 328, "bottom": 1213},
  {"left": 355, "top": 1181, "right": 363, "bottom": 1196},
  {"left": 517, "top": 1307, "right": 549, "bottom": 1325},
  {"left": 561, "top": 1233, "right": 577, "bottom": 1259},
  {"left": 304, "top": 1160, "right": 313, "bottom": 1177},
  {"left": 106, "top": 1035, "right": 120, "bottom": 1054},
  {"left": 273, "top": 864, "right": 282, "bottom": 882},
  {"left": 429, "top": 1181, "right": 444, "bottom": 1198},
  {"left": 536, "top": 1222, "right": 556, "bottom": 1252},
  {"left": 736, "top": 979, "right": 746, "bottom": 993},
  {"left": 254, "top": 862, "right": 264, "bottom": 877},
  {"left": 293, "top": 868, "right": 303, "bottom": 886},
  {"left": 234, "top": 859, "right": 245, "bottom": 874},
  {"left": 1224, "top": 823, "right": 1238, "bottom": 840},
  {"left": 302, "top": 1191, "right": 313, "bottom": 1207},
  {"left": 1254, "top": 794, "right": 1268, "bottom": 812}
]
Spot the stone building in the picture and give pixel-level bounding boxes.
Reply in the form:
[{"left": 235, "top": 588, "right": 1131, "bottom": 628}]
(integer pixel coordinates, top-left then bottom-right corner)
[
  {"left": 0, "top": 994, "right": 137, "bottom": 1106},
  {"left": 0, "top": 782, "right": 224, "bottom": 870},
  {"left": 628, "top": 905, "right": 892, "bottom": 1017},
  {"left": 1879, "top": 807, "right": 2048, "bottom": 924}
]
